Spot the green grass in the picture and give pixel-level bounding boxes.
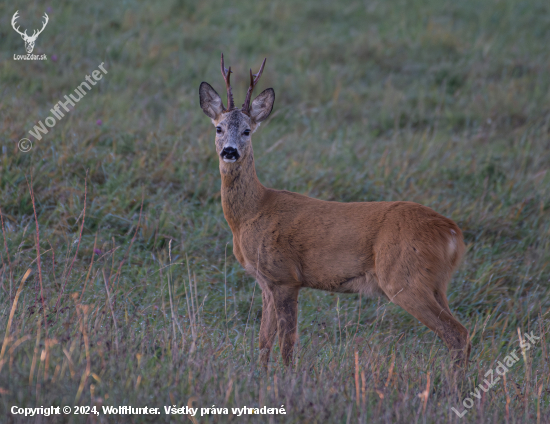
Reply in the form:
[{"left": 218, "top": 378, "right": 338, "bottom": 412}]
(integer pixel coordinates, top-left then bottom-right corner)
[{"left": 1, "top": 0, "right": 550, "bottom": 422}]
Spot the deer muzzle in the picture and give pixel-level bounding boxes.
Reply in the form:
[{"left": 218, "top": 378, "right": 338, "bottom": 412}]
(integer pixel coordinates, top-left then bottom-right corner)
[{"left": 220, "top": 146, "right": 240, "bottom": 163}]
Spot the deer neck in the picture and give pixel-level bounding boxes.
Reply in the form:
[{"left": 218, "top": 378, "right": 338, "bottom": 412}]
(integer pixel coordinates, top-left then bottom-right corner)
[{"left": 219, "top": 152, "right": 265, "bottom": 230}]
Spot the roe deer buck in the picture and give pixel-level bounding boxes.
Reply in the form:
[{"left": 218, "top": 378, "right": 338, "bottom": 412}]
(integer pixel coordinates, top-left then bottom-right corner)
[{"left": 199, "top": 54, "right": 471, "bottom": 367}]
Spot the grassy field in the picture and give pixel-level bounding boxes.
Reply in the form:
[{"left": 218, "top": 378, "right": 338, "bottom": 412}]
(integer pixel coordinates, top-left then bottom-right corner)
[{"left": 1, "top": 0, "right": 550, "bottom": 422}]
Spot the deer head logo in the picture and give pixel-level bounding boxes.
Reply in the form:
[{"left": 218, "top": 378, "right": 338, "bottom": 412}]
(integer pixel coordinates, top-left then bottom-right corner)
[{"left": 11, "top": 11, "right": 49, "bottom": 54}]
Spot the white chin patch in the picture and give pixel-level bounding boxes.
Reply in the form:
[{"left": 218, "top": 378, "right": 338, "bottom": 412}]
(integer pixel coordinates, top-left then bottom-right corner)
[{"left": 223, "top": 158, "right": 236, "bottom": 163}]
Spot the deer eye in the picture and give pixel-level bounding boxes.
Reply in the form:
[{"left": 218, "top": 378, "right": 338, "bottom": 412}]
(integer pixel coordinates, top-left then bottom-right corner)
[
  {"left": 243, "top": 129, "right": 251, "bottom": 136},
  {"left": 216, "top": 127, "right": 222, "bottom": 134}
]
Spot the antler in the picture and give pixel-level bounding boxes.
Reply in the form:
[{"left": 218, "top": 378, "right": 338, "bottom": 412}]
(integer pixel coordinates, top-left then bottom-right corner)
[
  {"left": 242, "top": 58, "right": 267, "bottom": 115},
  {"left": 11, "top": 11, "right": 49, "bottom": 40},
  {"left": 11, "top": 11, "right": 27, "bottom": 37},
  {"left": 220, "top": 53, "right": 234, "bottom": 111},
  {"left": 31, "top": 13, "right": 49, "bottom": 39}
]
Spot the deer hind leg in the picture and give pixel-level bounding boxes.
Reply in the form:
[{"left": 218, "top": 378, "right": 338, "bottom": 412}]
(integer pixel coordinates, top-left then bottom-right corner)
[
  {"left": 432, "top": 289, "right": 471, "bottom": 366},
  {"left": 271, "top": 285, "right": 300, "bottom": 366},
  {"left": 259, "top": 289, "right": 278, "bottom": 368},
  {"left": 377, "top": 254, "right": 470, "bottom": 367},
  {"left": 390, "top": 285, "right": 469, "bottom": 366}
]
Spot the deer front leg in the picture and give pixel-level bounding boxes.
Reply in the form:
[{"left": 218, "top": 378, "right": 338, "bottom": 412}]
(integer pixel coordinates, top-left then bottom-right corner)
[
  {"left": 259, "top": 288, "right": 278, "bottom": 368},
  {"left": 272, "top": 286, "right": 300, "bottom": 366}
]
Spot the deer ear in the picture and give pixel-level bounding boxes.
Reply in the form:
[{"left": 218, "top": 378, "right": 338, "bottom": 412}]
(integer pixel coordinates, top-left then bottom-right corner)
[
  {"left": 199, "top": 82, "right": 224, "bottom": 121},
  {"left": 249, "top": 88, "right": 275, "bottom": 126}
]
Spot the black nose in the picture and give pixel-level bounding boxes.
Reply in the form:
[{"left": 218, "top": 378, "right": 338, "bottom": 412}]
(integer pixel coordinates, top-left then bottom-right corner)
[{"left": 221, "top": 146, "right": 240, "bottom": 161}]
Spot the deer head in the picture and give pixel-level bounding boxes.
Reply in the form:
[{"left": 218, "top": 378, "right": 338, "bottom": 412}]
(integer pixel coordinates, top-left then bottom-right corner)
[
  {"left": 12, "top": 11, "right": 49, "bottom": 54},
  {"left": 199, "top": 54, "right": 275, "bottom": 164}
]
